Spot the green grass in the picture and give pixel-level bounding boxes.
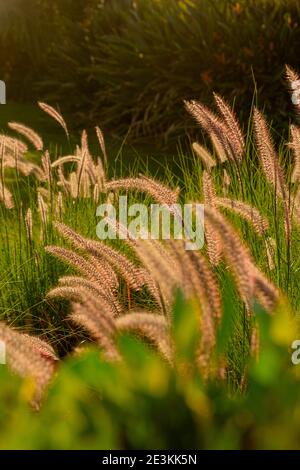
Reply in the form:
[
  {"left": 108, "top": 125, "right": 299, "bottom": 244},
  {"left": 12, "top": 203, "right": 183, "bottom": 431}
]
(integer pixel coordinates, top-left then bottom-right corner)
[
  {"left": 0, "top": 111, "right": 299, "bottom": 362},
  {"left": 0, "top": 100, "right": 299, "bottom": 449},
  {"left": 0, "top": 102, "right": 180, "bottom": 356}
]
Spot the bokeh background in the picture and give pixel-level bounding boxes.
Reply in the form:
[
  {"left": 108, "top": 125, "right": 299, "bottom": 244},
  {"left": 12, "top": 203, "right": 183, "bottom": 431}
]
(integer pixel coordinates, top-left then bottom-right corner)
[{"left": 1, "top": 0, "right": 300, "bottom": 144}]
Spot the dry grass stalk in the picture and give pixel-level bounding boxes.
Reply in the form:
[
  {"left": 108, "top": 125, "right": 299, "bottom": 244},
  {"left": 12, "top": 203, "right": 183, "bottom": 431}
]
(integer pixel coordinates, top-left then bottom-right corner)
[
  {"left": 213, "top": 93, "right": 245, "bottom": 160},
  {"left": 51, "top": 156, "right": 81, "bottom": 168},
  {"left": 293, "top": 188, "right": 300, "bottom": 225},
  {"left": 185, "top": 100, "right": 230, "bottom": 162},
  {"left": 286, "top": 64, "right": 300, "bottom": 85},
  {"left": 0, "top": 181, "right": 14, "bottom": 209},
  {"left": 192, "top": 142, "right": 216, "bottom": 170},
  {"left": 69, "top": 172, "right": 79, "bottom": 198},
  {"left": 253, "top": 108, "right": 291, "bottom": 240},
  {"left": 253, "top": 109, "right": 287, "bottom": 196},
  {"left": 58, "top": 276, "right": 121, "bottom": 314},
  {"left": 210, "top": 133, "right": 228, "bottom": 163},
  {"left": 216, "top": 197, "right": 269, "bottom": 236},
  {"left": 93, "top": 183, "right": 100, "bottom": 203},
  {"left": 116, "top": 312, "right": 172, "bottom": 362},
  {"left": 95, "top": 126, "right": 108, "bottom": 167},
  {"left": 25, "top": 208, "right": 33, "bottom": 244},
  {"left": 55, "top": 192, "right": 64, "bottom": 219},
  {"left": 48, "top": 234, "right": 120, "bottom": 296},
  {"left": 250, "top": 324, "right": 260, "bottom": 361},
  {"left": 76, "top": 146, "right": 88, "bottom": 197},
  {"left": 37, "top": 187, "right": 50, "bottom": 200},
  {"left": 0, "top": 135, "right": 28, "bottom": 154},
  {"left": 54, "top": 130, "right": 105, "bottom": 199},
  {"left": 204, "top": 207, "right": 279, "bottom": 311},
  {"left": 53, "top": 222, "right": 148, "bottom": 292},
  {"left": 202, "top": 171, "right": 222, "bottom": 265},
  {"left": 103, "top": 216, "right": 166, "bottom": 308},
  {"left": 289, "top": 124, "right": 300, "bottom": 183},
  {"left": 80, "top": 130, "right": 94, "bottom": 173},
  {"left": 181, "top": 249, "right": 222, "bottom": 373},
  {"left": 252, "top": 266, "right": 279, "bottom": 312},
  {"left": 48, "top": 283, "right": 120, "bottom": 318},
  {"left": 185, "top": 99, "right": 239, "bottom": 163},
  {"left": 132, "top": 238, "right": 179, "bottom": 312},
  {"left": 222, "top": 169, "right": 231, "bottom": 195},
  {"left": 105, "top": 176, "right": 179, "bottom": 206},
  {"left": 0, "top": 322, "right": 58, "bottom": 406},
  {"left": 38, "top": 102, "right": 69, "bottom": 138},
  {"left": 95, "top": 157, "right": 106, "bottom": 189},
  {"left": 22, "top": 334, "right": 58, "bottom": 362},
  {"left": 45, "top": 246, "right": 118, "bottom": 294},
  {"left": 3, "top": 148, "right": 44, "bottom": 180},
  {"left": 70, "top": 300, "right": 120, "bottom": 361},
  {"left": 41, "top": 151, "right": 52, "bottom": 186},
  {"left": 187, "top": 249, "right": 222, "bottom": 324},
  {"left": 88, "top": 253, "right": 120, "bottom": 294},
  {"left": 265, "top": 237, "right": 276, "bottom": 271},
  {"left": 57, "top": 165, "right": 69, "bottom": 193},
  {"left": 37, "top": 193, "right": 48, "bottom": 228},
  {"left": 8, "top": 122, "right": 43, "bottom": 151}
]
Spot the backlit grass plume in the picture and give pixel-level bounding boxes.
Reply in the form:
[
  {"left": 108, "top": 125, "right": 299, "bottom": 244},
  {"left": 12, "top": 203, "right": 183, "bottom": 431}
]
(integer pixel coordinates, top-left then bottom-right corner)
[
  {"left": 0, "top": 67, "right": 299, "bottom": 390},
  {"left": 0, "top": 323, "right": 58, "bottom": 407}
]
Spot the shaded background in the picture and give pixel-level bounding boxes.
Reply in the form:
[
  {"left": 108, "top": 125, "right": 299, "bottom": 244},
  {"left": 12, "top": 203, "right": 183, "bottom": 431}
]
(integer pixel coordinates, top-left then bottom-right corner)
[{"left": 1, "top": 0, "right": 300, "bottom": 145}]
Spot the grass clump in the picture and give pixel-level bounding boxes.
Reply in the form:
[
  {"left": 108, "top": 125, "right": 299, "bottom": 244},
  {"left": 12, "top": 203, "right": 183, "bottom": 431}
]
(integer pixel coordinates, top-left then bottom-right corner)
[{"left": 0, "top": 68, "right": 299, "bottom": 448}]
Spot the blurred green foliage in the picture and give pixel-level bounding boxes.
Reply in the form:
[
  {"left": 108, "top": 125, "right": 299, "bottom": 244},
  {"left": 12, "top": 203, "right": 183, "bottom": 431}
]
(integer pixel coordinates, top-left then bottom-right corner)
[
  {"left": 1, "top": 0, "right": 300, "bottom": 140},
  {"left": 0, "top": 293, "right": 299, "bottom": 450}
]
